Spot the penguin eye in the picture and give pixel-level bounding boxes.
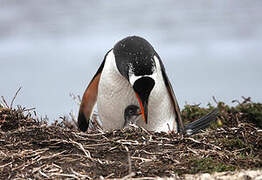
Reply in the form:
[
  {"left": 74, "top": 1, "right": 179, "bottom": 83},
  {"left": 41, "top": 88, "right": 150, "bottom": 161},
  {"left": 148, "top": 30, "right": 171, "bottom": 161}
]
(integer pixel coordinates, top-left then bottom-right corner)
[{"left": 129, "top": 109, "right": 134, "bottom": 115}]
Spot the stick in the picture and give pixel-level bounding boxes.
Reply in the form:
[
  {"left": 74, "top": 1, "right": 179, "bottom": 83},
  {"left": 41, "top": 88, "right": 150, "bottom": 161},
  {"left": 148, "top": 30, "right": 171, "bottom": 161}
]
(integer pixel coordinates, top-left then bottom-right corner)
[
  {"left": 1, "top": 96, "right": 9, "bottom": 108},
  {"left": 70, "top": 139, "right": 92, "bottom": 159},
  {"left": 10, "top": 87, "right": 22, "bottom": 109}
]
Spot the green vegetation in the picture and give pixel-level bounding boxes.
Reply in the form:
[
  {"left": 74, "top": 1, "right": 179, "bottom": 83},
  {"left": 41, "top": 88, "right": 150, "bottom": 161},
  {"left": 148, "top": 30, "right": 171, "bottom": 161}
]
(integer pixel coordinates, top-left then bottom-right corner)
[
  {"left": 188, "top": 157, "right": 235, "bottom": 174},
  {"left": 182, "top": 97, "right": 262, "bottom": 129}
]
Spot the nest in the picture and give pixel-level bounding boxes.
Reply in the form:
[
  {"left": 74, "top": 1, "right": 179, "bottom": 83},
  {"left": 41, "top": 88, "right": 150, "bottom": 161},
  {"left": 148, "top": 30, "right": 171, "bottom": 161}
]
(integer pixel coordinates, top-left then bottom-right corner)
[{"left": 0, "top": 97, "right": 262, "bottom": 179}]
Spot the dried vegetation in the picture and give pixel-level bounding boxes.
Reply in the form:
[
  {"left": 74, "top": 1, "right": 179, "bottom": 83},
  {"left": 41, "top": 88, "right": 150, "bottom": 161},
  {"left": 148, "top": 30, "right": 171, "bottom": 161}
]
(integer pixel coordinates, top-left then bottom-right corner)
[{"left": 0, "top": 95, "right": 261, "bottom": 179}]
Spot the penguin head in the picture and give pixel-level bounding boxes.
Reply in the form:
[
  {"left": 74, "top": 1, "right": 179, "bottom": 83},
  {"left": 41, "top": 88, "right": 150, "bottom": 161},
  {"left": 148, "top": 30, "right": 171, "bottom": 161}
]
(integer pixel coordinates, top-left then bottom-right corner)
[{"left": 113, "top": 36, "right": 157, "bottom": 124}]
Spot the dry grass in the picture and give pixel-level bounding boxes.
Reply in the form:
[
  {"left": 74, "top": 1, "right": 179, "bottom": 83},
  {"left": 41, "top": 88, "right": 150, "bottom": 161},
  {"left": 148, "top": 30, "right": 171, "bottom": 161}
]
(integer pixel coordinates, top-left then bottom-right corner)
[{"left": 0, "top": 96, "right": 261, "bottom": 179}]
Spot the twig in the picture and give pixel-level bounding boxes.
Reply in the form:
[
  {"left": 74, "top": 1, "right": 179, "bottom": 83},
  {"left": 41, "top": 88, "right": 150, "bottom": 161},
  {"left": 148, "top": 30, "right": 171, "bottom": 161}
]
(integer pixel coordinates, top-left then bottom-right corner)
[
  {"left": 37, "top": 150, "right": 66, "bottom": 161},
  {"left": 39, "top": 170, "right": 49, "bottom": 178},
  {"left": 116, "top": 139, "right": 139, "bottom": 145},
  {"left": 241, "top": 96, "right": 251, "bottom": 104},
  {"left": 32, "top": 165, "right": 46, "bottom": 173},
  {"left": 23, "top": 107, "right": 36, "bottom": 112},
  {"left": 0, "top": 150, "right": 7, "bottom": 157},
  {"left": 74, "top": 132, "right": 105, "bottom": 137},
  {"left": 84, "top": 142, "right": 111, "bottom": 147},
  {"left": 131, "top": 157, "right": 152, "bottom": 162},
  {"left": 70, "top": 139, "right": 92, "bottom": 159},
  {"left": 232, "top": 99, "right": 241, "bottom": 105},
  {"left": 50, "top": 173, "right": 79, "bottom": 179},
  {"left": 10, "top": 86, "right": 22, "bottom": 109},
  {"left": 141, "top": 150, "right": 164, "bottom": 155},
  {"left": 212, "top": 96, "right": 218, "bottom": 104},
  {"left": 140, "top": 126, "right": 152, "bottom": 135},
  {"left": 105, "top": 173, "right": 115, "bottom": 179},
  {"left": 69, "top": 92, "right": 81, "bottom": 105},
  {"left": 69, "top": 112, "right": 78, "bottom": 128},
  {"left": 0, "top": 161, "right": 12, "bottom": 168},
  {"left": 70, "top": 168, "right": 91, "bottom": 179},
  {"left": 187, "top": 147, "right": 199, "bottom": 155},
  {"left": 1, "top": 96, "right": 9, "bottom": 108},
  {"left": 120, "top": 172, "right": 136, "bottom": 180},
  {"left": 186, "top": 137, "right": 221, "bottom": 150}
]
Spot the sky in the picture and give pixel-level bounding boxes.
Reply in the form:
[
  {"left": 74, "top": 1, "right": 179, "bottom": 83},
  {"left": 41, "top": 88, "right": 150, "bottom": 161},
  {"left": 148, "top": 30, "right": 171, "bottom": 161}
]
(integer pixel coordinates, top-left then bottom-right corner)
[{"left": 1, "top": 0, "right": 262, "bottom": 121}]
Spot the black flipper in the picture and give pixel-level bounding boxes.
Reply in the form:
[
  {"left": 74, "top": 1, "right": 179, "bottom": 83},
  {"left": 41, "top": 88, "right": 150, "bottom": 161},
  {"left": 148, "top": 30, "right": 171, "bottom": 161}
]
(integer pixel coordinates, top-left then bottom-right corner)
[
  {"left": 78, "top": 111, "right": 89, "bottom": 132},
  {"left": 157, "top": 55, "right": 184, "bottom": 133},
  {"left": 184, "top": 108, "right": 219, "bottom": 135},
  {"left": 77, "top": 50, "right": 110, "bottom": 132}
]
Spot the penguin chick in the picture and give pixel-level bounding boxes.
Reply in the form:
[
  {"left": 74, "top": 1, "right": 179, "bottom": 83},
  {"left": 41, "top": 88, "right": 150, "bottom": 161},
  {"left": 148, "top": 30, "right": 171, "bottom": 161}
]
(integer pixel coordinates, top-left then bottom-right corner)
[{"left": 123, "top": 105, "right": 142, "bottom": 128}]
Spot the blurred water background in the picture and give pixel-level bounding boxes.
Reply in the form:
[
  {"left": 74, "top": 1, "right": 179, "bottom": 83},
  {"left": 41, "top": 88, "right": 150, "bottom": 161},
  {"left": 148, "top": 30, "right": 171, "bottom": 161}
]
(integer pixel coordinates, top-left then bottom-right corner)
[{"left": 1, "top": 0, "right": 262, "bottom": 121}]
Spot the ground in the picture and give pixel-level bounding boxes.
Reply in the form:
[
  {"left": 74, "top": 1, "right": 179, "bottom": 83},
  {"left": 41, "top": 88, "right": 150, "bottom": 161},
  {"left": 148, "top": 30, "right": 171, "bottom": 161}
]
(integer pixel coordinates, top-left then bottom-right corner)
[{"left": 0, "top": 97, "right": 261, "bottom": 179}]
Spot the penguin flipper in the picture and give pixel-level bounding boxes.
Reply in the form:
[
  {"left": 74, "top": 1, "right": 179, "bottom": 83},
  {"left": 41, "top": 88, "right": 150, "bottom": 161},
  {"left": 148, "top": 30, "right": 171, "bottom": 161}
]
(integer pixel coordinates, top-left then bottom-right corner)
[
  {"left": 184, "top": 108, "right": 219, "bottom": 135},
  {"left": 158, "top": 57, "right": 184, "bottom": 133},
  {"left": 78, "top": 59, "right": 105, "bottom": 132}
]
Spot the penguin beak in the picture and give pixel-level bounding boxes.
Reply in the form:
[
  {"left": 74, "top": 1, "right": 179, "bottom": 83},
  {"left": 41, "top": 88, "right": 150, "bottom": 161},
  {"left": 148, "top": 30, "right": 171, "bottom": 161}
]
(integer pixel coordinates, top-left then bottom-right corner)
[
  {"left": 132, "top": 76, "right": 155, "bottom": 125},
  {"left": 135, "top": 93, "right": 148, "bottom": 124}
]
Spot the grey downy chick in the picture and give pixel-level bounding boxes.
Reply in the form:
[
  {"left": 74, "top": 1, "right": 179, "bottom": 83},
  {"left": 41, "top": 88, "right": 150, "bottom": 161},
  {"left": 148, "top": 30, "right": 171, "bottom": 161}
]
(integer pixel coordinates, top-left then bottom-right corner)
[{"left": 123, "top": 105, "right": 142, "bottom": 128}]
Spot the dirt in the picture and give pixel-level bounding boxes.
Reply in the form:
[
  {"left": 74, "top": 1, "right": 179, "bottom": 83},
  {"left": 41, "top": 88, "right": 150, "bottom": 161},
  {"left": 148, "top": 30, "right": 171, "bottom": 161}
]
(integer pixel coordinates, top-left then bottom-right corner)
[{"left": 0, "top": 98, "right": 261, "bottom": 179}]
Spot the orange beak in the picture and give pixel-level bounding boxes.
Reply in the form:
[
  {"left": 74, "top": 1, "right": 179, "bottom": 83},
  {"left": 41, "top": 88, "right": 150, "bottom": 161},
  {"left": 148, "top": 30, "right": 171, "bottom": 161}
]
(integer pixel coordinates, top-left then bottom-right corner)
[{"left": 135, "top": 93, "right": 148, "bottom": 124}]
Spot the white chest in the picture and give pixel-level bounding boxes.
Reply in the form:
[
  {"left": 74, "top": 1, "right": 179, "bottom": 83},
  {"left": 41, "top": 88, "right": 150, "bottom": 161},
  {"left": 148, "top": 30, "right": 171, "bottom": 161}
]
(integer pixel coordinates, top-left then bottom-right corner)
[
  {"left": 97, "top": 51, "right": 139, "bottom": 130},
  {"left": 96, "top": 51, "right": 177, "bottom": 132}
]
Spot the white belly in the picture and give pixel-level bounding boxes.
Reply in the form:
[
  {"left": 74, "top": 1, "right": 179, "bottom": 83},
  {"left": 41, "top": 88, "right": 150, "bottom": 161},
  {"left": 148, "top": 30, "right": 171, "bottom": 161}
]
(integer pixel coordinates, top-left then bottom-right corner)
[
  {"left": 97, "top": 51, "right": 177, "bottom": 132},
  {"left": 97, "top": 51, "right": 138, "bottom": 130},
  {"left": 97, "top": 73, "right": 138, "bottom": 129}
]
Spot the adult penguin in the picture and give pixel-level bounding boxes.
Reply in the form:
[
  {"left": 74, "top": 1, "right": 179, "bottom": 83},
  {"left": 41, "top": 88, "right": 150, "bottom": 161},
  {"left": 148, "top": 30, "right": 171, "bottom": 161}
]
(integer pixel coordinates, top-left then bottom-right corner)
[{"left": 78, "top": 36, "right": 184, "bottom": 133}]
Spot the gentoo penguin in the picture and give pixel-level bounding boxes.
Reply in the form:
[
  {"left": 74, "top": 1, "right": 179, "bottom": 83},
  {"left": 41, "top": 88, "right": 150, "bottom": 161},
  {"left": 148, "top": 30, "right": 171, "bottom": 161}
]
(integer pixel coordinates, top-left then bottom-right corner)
[
  {"left": 123, "top": 105, "right": 141, "bottom": 128},
  {"left": 78, "top": 36, "right": 184, "bottom": 133},
  {"left": 122, "top": 104, "right": 219, "bottom": 135}
]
